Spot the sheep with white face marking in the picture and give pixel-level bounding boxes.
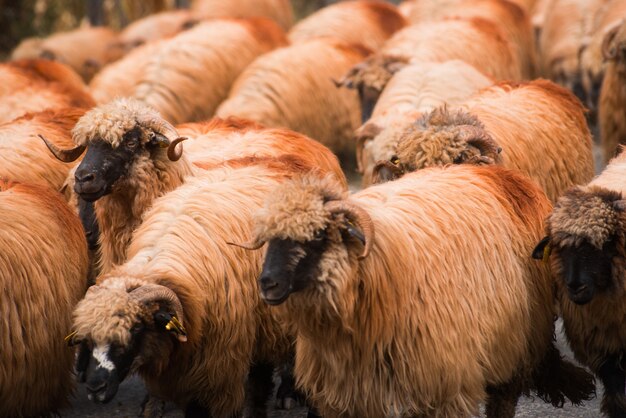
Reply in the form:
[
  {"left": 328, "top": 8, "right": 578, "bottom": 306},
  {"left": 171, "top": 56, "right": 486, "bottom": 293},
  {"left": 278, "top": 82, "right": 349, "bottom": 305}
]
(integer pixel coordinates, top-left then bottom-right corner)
[
  {"left": 373, "top": 79, "right": 594, "bottom": 202},
  {"left": 70, "top": 155, "right": 343, "bottom": 417},
  {"left": 240, "top": 166, "right": 594, "bottom": 417},
  {"left": 0, "top": 181, "right": 89, "bottom": 417},
  {"left": 337, "top": 17, "right": 522, "bottom": 122},
  {"left": 533, "top": 151, "right": 626, "bottom": 418},
  {"left": 355, "top": 60, "right": 493, "bottom": 185},
  {"left": 287, "top": 0, "right": 406, "bottom": 52}
]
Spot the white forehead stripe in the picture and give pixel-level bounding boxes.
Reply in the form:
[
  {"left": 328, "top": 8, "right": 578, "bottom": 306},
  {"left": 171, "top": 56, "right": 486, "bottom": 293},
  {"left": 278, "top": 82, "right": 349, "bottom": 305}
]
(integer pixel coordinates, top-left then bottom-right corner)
[{"left": 93, "top": 345, "right": 115, "bottom": 371}]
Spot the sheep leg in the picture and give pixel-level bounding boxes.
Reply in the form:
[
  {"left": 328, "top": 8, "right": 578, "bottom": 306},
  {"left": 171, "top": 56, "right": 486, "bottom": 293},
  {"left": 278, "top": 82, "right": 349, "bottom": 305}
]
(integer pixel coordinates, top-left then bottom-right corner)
[
  {"left": 597, "top": 354, "right": 626, "bottom": 418},
  {"left": 484, "top": 377, "right": 523, "bottom": 418},
  {"left": 243, "top": 360, "right": 274, "bottom": 418},
  {"left": 139, "top": 393, "right": 165, "bottom": 418},
  {"left": 185, "top": 400, "right": 211, "bottom": 418},
  {"left": 276, "top": 352, "right": 305, "bottom": 410}
]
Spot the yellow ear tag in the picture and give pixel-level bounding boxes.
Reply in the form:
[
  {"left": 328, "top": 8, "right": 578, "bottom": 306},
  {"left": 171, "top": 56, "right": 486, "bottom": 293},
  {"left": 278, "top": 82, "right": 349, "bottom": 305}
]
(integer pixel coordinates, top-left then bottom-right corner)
[
  {"left": 64, "top": 330, "right": 77, "bottom": 344},
  {"left": 542, "top": 243, "right": 552, "bottom": 263},
  {"left": 165, "top": 316, "right": 187, "bottom": 338}
]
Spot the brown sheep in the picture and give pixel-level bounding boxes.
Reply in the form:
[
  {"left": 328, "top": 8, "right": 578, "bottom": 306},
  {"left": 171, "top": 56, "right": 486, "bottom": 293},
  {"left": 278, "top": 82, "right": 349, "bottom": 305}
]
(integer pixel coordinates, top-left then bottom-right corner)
[
  {"left": 578, "top": 0, "right": 626, "bottom": 120},
  {"left": 191, "top": 0, "right": 294, "bottom": 30},
  {"left": 599, "top": 19, "right": 626, "bottom": 164},
  {"left": 373, "top": 80, "right": 594, "bottom": 203},
  {"left": 532, "top": 151, "right": 626, "bottom": 417},
  {"left": 538, "top": 0, "right": 605, "bottom": 98},
  {"left": 239, "top": 166, "right": 594, "bottom": 417},
  {"left": 0, "top": 180, "right": 89, "bottom": 417},
  {"left": 337, "top": 17, "right": 522, "bottom": 122},
  {"left": 0, "top": 108, "right": 85, "bottom": 192},
  {"left": 0, "top": 59, "right": 95, "bottom": 124},
  {"left": 355, "top": 60, "right": 493, "bottom": 185},
  {"left": 127, "top": 18, "right": 287, "bottom": 124},
  {"left": 216, "top": 39, "right": 369, "bottom": 164},
  {"left": 288, "top": 1, "right": 406, "bottom": 52},
  {"left": 69, "top": 155, "right": 345, "bottom": 417},
  {"left": 11, "top": 26, "right": 119, "bottom": 82},
  {"left": 44, "top": 99, "right": 345, "bottom": 274},
  {"left": 397, "top": 0, "right": 468, "bottom": 22}
]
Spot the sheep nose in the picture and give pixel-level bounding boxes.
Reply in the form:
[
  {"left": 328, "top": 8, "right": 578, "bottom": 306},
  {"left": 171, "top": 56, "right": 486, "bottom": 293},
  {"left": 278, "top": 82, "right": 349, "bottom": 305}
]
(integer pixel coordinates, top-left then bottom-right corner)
[
  {"left": 259, "top": 275, "right": 279, "bottom": 291},
  {"left": 86, "top": 380, "right": 107, "bottom": 393},
  {"left": 75, "top": 171, "right": 95, "bottom": 184}
]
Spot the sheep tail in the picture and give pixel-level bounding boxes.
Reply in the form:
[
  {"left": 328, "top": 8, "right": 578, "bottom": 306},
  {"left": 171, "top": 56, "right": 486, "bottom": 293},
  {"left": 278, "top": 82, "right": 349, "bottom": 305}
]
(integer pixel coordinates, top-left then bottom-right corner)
[{"left": 532, "top": 342, "right": 596, "bottom": 407}]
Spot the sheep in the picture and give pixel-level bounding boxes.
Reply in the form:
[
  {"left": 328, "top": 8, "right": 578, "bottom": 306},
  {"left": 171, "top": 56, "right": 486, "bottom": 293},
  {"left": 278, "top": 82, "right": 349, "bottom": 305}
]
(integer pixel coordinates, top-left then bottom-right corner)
[
  {"left": 42, "top": 98, "right": 346, "bottom": 275},
  {"left": 0, "top": 107, "right": 85, "bottom": 192},
  {"left": 0, "top": 180, "right": 89, "bottom": 417},
  {"left": 397, "top": 0, "right": 467, "bottom": 22},
  {"left": 216, "top": 39, "right": 369, "bottom": 164},
  {"left": 354, "top": 60, "right": 493, "bottom": 185},
  {"left": 373, "top": 79, "right": 594, "bottom": 202},
  {"left": 599, "top": 19, "right": 626, "bottom": 164},
  {"left": 191, "top": 0, "right": 294, "bottom": 30},
  {"left": 0, "top": 59, "right": 95, "bottom": 124},
  {"left": 11, "top": 26, "right": 119, "bottom": 82},
  {"left": 68, "top": 155, "right": 344, "bottom": 417},
  {"left": 337, "top": 17, "right": 522, "bottom": 122},
  {"left": 126, "top": 18, "right": 287, "bottom": 124},
  {"left": 532, "top": 151, "right": 626, "bottom": 418},
  {"left": 237, "top": 165, "right": 595, "bottom": 417},
  {"left": 578, "top": 0, "right": 626, "bottom": 121},
  {"left": 538, "top": 0, "right": 605, "bottom": 98},
  {"left": 287, "top": 1, "right": 406, "bottom": 52}
]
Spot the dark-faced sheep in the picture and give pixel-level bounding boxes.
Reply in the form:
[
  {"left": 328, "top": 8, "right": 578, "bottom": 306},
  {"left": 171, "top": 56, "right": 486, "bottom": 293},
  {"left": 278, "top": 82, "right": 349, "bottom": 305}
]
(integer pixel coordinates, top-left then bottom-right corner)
[
  {"left": 216, "top": 39, "right": 369, "bottom": 164},
  {"left": 337, "top": 17, "right": 522, "bottom": 122},
  {"left": 355, "top": 60, "right": 493, "bottom": 185},
  {"left": 533, "top": 151, "right": 626, "bottom": 417},
  {"left": 287, "top": 1, "right": 406, "bottom": 52},
  {"left": 237, "top": 166, "right": 594, "bottom": 417},
  {"left": 0, "top": 181, "right": 89, "bottom": 417},
  {"left": 599, "top": 18, "right": 626, "bottom": 164},
  {"left": 373, "top": 79, "right": 594, "bottom": 202},
  {"left": 69, "top": 155, "right": 343, "bottom": 417}
]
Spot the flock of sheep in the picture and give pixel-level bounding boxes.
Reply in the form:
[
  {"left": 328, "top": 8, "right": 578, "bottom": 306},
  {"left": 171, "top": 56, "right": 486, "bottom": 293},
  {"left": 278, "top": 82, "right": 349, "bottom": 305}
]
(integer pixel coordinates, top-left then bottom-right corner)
[{"left": 1, "top": 0, "right": 626, "bottom": 417}]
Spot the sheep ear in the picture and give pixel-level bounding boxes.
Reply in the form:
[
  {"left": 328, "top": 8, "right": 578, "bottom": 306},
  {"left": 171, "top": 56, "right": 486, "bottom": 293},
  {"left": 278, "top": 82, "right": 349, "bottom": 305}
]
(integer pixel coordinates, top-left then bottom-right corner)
[
  {"left": 154, "top": 310, "right": 188, "bottom": 342},
  {"left": 614, "top": 200, "right": 626, "bottom": 212},
  {"left": 532, "top": 236, "right": 551, "bottom": 260},
  {"left": 371, "top": 159, "right": 403, "bottom": 184}
]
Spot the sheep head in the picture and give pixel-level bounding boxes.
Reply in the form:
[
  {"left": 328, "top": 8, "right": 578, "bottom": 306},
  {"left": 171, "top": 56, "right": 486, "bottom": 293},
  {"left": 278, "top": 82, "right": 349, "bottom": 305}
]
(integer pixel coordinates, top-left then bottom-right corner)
[
  {"left": 69, "top": 278, "right": 186, "bottom": 404},
  {"left": 41, "top": 98, "right": 186, "bottom": 202},
  {"left": 371, "top": 107, "right": 501, "bottom": 184},
  {"left": 335, "top": 54, "right": 408, "bottom": 123},
  {"left": 602, "top": 19, "right": 626, "bottom": 65},
  {"left": 230, "top": 175, "right": 372, "bottom": 305},
  {"left": 533, "top": 186, "right": 626, "bottom": 305}
]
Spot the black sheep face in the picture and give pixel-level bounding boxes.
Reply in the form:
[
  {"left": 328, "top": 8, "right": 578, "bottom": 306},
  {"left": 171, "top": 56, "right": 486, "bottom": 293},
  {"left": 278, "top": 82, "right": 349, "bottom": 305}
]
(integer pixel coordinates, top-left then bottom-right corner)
[
  {"left": 73, "top": 126, "right": 164, "bottom": 202},
  {"left": 258, "top": 230, "right": 330, "bottom": 305}
]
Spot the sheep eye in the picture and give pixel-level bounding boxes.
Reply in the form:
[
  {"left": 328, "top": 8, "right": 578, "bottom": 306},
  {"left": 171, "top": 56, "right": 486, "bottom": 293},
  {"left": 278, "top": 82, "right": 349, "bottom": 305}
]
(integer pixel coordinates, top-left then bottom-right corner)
[
  {"left": 125, "top": 138, "right": 139, "bottom": 149},
  {"left": 313, "top": 229, "right": 326, "bottom": 241}
]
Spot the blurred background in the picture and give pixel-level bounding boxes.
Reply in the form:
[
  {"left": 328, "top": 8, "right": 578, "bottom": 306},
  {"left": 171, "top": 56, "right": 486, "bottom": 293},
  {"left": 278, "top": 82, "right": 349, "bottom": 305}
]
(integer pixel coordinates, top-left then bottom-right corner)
[{"left": 0, "top": 0, "right": 403, "bottom": 57}]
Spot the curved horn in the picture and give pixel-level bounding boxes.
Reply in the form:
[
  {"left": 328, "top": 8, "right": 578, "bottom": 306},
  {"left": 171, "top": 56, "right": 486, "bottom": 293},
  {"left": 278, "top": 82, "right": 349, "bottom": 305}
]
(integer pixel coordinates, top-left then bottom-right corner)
[
  {"left": 354, "top": 123, "right": 382, "bottom": 174},
  {"left": 167, "top": 137, "right": 188, "bottom": 161},
  {"left": 130, "top": 284, "right": 184, "bottom": 326},
  {"left": 457, "top": 126, "right": 501, "bottom": 161},
  {"left": 39, "top": 134, "right": 86, "bottom": 163},
  {"left": 226, "top": 238, "right": 266, "bottom": 251},
  {"left": 602, "top": 23, "right": 621, "bottom": 61},
  {"left": 135, "top": 114, "right": 179, "bottom": 141},
  {"left": 324, "top": 200, "right": 374, "bottom": 259}
]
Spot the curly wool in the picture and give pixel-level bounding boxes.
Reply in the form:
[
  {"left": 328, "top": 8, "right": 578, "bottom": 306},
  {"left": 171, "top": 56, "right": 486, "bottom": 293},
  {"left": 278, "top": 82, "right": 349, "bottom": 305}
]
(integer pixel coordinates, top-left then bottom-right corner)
[
  {"left": 254, "top": 174, "right": 346, "bottom": 242},
  {"left": 548, "top": 186, "right": 623, "bottom": 249},
  {"left": 73, "top": 277, "right": 149, "bottom": 346},
  {"left": 72, "top": 98, "right": 166, "bottom": 147},
  {"left": 395, "top": 107, "right": 498, "bottom": 170}
]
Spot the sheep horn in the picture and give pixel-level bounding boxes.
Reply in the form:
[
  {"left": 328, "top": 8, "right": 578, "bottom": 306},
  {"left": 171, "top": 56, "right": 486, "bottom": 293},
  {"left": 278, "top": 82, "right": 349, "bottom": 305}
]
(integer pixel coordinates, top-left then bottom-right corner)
[
  {"left": 354, "top": 123, "right": 383, "bottom": 174},
  {"left": 38, "top": 134, "right": 86, "bottom": 163},
  {"left": 226, "top": 238, "right": 266, "bottom": 250},
  {"left": 130, "top": 284, "right": 186, "bottom": 340},
  {"left": 135, "top": 114, "right": 179, "bottom": 142},
  {"left": 457, "top": 126, "right": 500, "bottom": 162},
  {"left": 167, "top": 137, "right": 188, "bottom": 161},
  {"left": 324, "top": 200, "right": 374, "bottom": 259},
  {"left": 602, "top": 23, "right": 621, "bottom": 61}
]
